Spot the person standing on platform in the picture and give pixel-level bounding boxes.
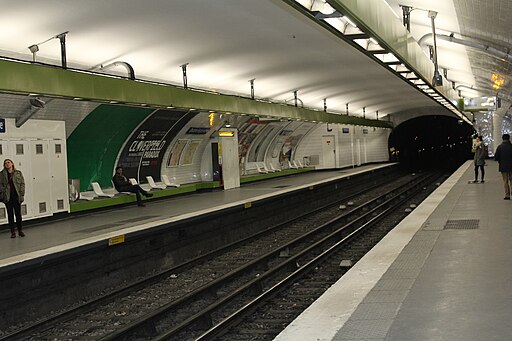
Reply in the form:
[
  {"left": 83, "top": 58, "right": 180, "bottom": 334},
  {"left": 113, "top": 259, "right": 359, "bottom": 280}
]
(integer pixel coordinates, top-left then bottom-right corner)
[
  {"left": 112, "top": 166, "right": 153, "bottom": 207},
  {"left": 472, "top": 135, "right": 486, "bottom": 183},
  {"left": 0, "top": 159, "right": 26, "bottom": 238},
  {"left": 494, "top": 133, "right": 512, "bottom": 200}
]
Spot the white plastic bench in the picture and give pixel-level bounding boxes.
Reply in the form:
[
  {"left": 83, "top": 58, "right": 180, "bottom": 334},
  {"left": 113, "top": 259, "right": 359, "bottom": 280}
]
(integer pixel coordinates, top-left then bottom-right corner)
[
  {"left": 256, "top": 163, "right": 268, "bottom": 174},
  {"left": 269, "top": 163, "right": 281, "bottom": 172},
  {"left": 146, "top": 176, "right": 167, "bottom": 190},
  {"left": 91, "top": 182, "right": 114, "bottom": 198},
  {"left": 161, "top": 174, "right": 180, "bottom": 188},
  {"left": 260, "top": 162, "right": 275, "bottom": 173},
  {"left": 79, "top": 190, "right": 97, "bottom": 201},
  {"left": 129, "top": 178, "right": 151, "bottom": 192},
  {"left": 288, "top": 160, "right": 298, "bottom": 169},
  {"left": 110, "top": 181, "right": 132, "bottom": 195}
]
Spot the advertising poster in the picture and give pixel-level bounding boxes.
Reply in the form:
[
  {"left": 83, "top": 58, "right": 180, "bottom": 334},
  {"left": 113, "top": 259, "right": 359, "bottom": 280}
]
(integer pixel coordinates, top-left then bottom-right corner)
[{"left": 118, "top": 109, "right": 197, "bottom": 181}]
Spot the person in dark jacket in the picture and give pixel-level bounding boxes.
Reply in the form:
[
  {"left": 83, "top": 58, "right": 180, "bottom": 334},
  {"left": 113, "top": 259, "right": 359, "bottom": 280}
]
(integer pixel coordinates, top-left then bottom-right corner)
[
  {"left": 494, "top": 133, "right": 512, "bottom": 200},
  {"left": 472, "top": 135, "right": 486, "bottom": 183},
  {"left": 112, "top": 166, "right": 153, "bottom": 206},
  {"left": 0, "top": 159, "right": 26, "bottom": 238}
]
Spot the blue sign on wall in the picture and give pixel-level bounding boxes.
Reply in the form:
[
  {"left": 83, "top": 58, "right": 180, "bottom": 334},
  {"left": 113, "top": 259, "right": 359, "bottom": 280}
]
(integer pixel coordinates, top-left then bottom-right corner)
[{"left": 0, "top": 118, "right": 5, "bottom": 133}]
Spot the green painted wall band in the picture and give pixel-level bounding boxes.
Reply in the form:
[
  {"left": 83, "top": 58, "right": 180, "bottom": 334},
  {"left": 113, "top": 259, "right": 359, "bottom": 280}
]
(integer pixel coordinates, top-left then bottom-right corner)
[{"left": 0, "top": 58, "right": 392, "bottom": 128}]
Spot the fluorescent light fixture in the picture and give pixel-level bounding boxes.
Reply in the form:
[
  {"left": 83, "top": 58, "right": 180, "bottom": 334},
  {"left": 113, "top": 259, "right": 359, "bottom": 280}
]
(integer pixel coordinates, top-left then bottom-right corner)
[
  {"left": 369, "top": 37, "right": 378, "bottom": 45},
  {"left": 343, "top": 16, "right": 357, "bottom": 28}
]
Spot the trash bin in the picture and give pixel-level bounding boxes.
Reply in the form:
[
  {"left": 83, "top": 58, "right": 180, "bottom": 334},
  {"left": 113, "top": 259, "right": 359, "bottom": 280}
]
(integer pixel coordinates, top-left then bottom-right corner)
[{"left": 68, "top": 179, "right": 80, "bottom": 202}]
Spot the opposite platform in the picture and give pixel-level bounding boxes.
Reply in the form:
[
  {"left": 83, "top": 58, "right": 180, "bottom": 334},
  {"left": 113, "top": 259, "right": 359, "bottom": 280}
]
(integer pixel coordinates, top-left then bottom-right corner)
[
  {"left": 275, "top": 160, "right": 512, "bottom": 341},
  {"left": 0, "top": 163, "right": 393, "bottom": 269}
]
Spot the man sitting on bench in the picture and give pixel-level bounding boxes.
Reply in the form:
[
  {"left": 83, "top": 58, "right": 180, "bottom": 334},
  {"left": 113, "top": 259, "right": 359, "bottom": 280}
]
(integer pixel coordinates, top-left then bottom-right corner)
[{"left": 112, "top": 166, "right": 153, "bottom": 207}]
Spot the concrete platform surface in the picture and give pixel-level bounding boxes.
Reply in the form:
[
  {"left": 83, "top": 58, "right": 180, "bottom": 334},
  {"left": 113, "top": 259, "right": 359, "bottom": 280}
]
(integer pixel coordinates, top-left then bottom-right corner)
[{"left": 275, "top": 160, "right": 512, "bottom": 341}]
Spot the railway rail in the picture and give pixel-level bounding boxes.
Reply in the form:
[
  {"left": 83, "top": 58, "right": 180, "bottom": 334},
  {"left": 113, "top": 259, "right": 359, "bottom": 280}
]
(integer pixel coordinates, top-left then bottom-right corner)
[{"left": 3, "top": 170, "right": 442, "bottom": 340}]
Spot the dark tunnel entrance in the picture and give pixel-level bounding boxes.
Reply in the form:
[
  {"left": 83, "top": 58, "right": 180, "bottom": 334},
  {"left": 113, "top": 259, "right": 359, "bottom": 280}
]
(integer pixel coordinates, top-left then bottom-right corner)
[{"left": 389, "top": 115, "right": 475, "bottom": 172}]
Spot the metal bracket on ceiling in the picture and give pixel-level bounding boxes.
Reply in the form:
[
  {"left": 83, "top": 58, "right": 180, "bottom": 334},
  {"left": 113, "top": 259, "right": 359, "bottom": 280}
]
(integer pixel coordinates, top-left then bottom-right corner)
[
  {"left": 400, "top": 5, "right": 413, "bottom": 32},
  {"left": 100, "top": 61, "right": 136, "bottom": 80},
  {"left": 249, "top": 78, "right": 255, "bottom": 99},
  {"left": 181, "top": 63, "right": 189, "bottom": 89},
  {"left": 16, "top": 97, "right": 45, "bottom": 128}
]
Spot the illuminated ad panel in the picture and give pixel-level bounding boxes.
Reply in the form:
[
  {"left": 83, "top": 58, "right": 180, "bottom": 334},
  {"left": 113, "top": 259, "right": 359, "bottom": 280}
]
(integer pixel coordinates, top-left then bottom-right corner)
[{"left": 118, "top": 109, "right": 197, "bottom": 181}]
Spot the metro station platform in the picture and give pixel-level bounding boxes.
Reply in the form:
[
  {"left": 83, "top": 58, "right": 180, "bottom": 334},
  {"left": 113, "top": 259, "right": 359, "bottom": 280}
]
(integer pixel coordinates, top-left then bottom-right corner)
[
  {"left": 275, "top": 160, "right": 512, "bottom": 341},
  {"left": 0, "top": 163, "right": 393, "bottom": 269}
]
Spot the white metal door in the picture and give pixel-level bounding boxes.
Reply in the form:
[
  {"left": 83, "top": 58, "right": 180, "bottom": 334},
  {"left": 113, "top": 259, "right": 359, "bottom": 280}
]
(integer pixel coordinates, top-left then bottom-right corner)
[
  {"left": 30, "top": 140, "right": 52, "bottom": 217},
  {"left": 49, "top": 140, "right": 69, "bottom": 212},
  {"left": 9, "top": 140, "right": 33, "bottom": 218},
  {"left": 356, "top": 139, "right": 362, "bottom": 166},
  {"left": 321, "top": 135, "right": 336, "bottom": 168},
  {"left": 0, "top": 140, "right": 8, "bottom": 223}
]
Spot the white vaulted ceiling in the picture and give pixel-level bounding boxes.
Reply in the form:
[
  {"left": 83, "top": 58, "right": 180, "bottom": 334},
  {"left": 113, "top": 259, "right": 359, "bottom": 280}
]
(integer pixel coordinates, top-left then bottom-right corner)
[
  {"left": 0, "top": 0, "right": 507, "bottom": 121},
  {"left": 386, "top": 0, "right": 512, "bottom": 104}
]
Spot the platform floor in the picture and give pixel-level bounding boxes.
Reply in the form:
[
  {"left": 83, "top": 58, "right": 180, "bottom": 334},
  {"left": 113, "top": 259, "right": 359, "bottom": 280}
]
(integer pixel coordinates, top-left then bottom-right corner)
[
  {"left": 275, "top": 160, "right": 512, "bottom": 341},
  {"left": 0, "top": 163, "right": 393, "bottom": 268}
]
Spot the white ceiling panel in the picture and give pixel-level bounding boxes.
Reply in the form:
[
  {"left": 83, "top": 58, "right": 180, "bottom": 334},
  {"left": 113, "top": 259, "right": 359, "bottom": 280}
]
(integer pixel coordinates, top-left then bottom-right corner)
[{"left": 0, "top": 0, "right": 457, "bottom": 118}]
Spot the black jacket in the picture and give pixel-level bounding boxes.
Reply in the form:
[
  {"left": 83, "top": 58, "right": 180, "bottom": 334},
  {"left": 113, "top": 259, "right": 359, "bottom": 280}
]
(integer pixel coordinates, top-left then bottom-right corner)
[
  {"left": 495, "top": 140, "right": 512, "bottom": 172},
  {"left": 112, "top": 174, "right": 130, "bottom": 190}
]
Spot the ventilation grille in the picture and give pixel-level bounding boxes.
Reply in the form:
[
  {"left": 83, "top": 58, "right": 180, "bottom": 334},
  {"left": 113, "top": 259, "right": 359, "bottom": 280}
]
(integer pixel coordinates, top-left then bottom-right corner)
[
  {"left": 0, "top": 207, "right": 5, "bottom": 219},
  {"left": 39, "top": 202, "right": 47, "bottom": 213},
  {"left": 444, "top": 219, "right": 479, "bottom": 230},
  {"left": 57, "top": 199, "right": 64, "bottom": 210}
]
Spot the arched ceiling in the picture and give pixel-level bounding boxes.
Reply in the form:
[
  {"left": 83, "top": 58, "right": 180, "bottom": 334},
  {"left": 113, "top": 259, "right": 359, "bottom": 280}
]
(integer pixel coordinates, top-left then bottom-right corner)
[
  {"left": 386, "top": 0, "right": 512, "bottom": 105},
  {"left": 0, "top": 0, "right": 500, "bottom": 122}
]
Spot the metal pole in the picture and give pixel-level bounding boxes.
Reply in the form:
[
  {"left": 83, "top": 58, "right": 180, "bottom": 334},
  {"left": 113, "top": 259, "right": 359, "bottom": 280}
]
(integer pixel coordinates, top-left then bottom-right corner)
[
  {"left": 401, "top": 6, "right": 412, "bottom": 32},
  {"left": 181, "top": 63, "right": 189, "bottom": 89},
  {"left": 429, "top": 11, "right": 439, "bottom": 74},
  {"left": 57, "top": 33, "right": 67, "bottom": 69},
  {"left": 323, "top": 98, "right": 327, "bottom": 112},
  {"left": 249, "top": 79, "right": 255, "bottom": 99},
  {"left": 294, "top": 91, "right": 298, "bottom": 107}
]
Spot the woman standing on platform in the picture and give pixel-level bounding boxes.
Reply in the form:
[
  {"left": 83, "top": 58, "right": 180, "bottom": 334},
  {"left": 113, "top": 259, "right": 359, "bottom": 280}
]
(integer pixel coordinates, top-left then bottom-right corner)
[
  {"left": 472, "top": 135, "right": 486, "bottom": 183},
  {"left": 0, "top": 159, "right": 25, "bottom": 238}
]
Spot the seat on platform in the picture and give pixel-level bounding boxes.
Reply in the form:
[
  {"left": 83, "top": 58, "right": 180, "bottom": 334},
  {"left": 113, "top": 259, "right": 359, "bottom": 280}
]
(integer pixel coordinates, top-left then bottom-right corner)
[
  {"left": 269, "top": 163, "right": 281, "bottom": 172},
  {"left": 161, "top": 174, "right": 180, "bottom": 188},
  {"left": 110, "top": 181, "right": 131, "bottom": 195},
  {"left": 261, "top": 162, "right": 275, "bottom": 173},
  {"left": 129, "top": 178, "right": 151, "bottom": 191},
  {"left": 79, "top": 191, "right": 97, "bottom": 201},
  {"left": 146, "top": 176, "right": 167, "bottom": 190},
  {"left": 256, "top": 163, "right": 268, "bottom": 174},
  {"left": 288, "top": 160, "right": 298, "bottom": 169},
  {"left": 91, "top": 182, "right": 114, "bottom": 198}
]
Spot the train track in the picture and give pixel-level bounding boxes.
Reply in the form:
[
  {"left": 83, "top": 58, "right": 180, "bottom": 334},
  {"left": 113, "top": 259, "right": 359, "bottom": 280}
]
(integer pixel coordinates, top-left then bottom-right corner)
[{"left": 3, "top": 171, "right": 440, "bottom": 340}]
